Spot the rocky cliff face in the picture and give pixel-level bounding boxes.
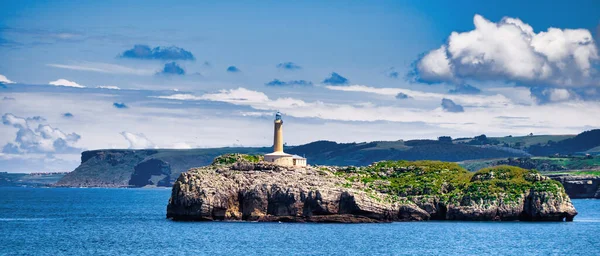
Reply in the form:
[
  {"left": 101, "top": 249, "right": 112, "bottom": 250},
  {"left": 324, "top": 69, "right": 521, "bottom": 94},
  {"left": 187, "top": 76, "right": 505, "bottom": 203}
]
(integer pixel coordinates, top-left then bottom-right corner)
[
  {"left": 55, "top": 148, "right": 270, "bottom": 187},
  {"left": 129, "top": 159, "right": 172, "bottom": 187},
  {"left": 167, "top": 155, "right": 577, "bottom": 223},
  {"left": 548, "top": 174, "right": 600, "bottom": 199},
  {"left": 56, "top": 150, "right": 153, "bottom": 187}
]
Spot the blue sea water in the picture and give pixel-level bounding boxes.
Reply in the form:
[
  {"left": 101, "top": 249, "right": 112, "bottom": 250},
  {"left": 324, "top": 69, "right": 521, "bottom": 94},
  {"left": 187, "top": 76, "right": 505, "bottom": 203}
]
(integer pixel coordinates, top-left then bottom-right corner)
[{"left": 0, "top": 188, "right": 599, "bottom": 256}]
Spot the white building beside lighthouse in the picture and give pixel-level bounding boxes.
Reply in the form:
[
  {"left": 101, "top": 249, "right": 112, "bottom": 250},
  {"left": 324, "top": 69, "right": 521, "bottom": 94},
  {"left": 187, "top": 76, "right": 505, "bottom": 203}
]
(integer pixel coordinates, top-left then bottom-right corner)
[{"left": 264, "top": 112, "right": 307, "bottom": 167}]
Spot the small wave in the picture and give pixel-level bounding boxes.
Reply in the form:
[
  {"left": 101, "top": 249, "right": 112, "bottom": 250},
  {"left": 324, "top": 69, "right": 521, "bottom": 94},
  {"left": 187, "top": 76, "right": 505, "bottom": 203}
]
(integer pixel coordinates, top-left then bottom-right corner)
[
  {"left": 0, "top": 218, "right": 53, "bottom": 221},
  {"left": 574, "top": 219, "right": 600, "bottom": 223}
]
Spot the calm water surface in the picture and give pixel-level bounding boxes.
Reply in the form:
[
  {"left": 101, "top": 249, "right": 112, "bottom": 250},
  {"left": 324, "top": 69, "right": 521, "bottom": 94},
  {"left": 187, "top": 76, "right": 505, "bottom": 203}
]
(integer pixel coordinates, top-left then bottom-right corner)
[{"left": 0, "top": 187, "right": 599, "bottom": 255}]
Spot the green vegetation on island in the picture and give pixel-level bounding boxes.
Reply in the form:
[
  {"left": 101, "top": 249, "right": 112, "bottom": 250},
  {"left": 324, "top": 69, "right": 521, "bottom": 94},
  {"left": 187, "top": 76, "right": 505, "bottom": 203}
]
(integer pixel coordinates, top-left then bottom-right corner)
[{"left": 330, "top": 160, "right": 564, "bottom": 204}]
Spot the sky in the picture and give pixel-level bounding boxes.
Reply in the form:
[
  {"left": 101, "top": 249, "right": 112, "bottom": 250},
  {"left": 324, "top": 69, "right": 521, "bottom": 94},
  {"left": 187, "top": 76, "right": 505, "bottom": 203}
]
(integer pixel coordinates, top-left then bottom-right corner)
[{"left": 1, "top": 0, "right": 599, "bottom": 172}]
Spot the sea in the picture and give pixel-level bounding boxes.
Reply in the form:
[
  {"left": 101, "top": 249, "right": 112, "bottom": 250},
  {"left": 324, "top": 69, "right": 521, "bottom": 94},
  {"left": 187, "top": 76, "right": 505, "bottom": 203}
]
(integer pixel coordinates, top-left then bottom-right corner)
[{"left": 0, "top": 187, "right": 599, "bottom": 256}]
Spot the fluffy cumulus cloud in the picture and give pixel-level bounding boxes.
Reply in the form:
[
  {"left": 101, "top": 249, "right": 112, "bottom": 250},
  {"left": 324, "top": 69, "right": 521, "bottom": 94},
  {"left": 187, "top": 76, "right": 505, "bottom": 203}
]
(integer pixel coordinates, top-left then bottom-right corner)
[
  {"left": 265, "top": 79, "right": 312, "bottom": 86},
  {"left": 2, "top": 113, "right": 81, "bottom": 154},
  {"left": 276, "top": 62, "right": 301, "bottom": 70},
  {"left": 0, "top": 74, "right": 15, "bottom": 84},
  {"left": 322, "top": 72, "right": 349, "bottom": 85},
  {"left": 113, "top": 102, "right": 128, "bottom": 109},
  {"left": 158, "top": 62, "right": 185, "bottom": 75},
  {"left": 448, "top": 84, "right": 481, "bottom": 94},
  {"left": 414, "top": 14, "right": 599, "bottom": 87},
  {"left": 529, "top": 87, "right": 577, "bottom": 103},
  {"left": 441, "top": 98, "right": 464, "bottom": 113},
  {"left": 120, "top": 44, "right": 195, "bottom": 60},
  {"left": 120, "top": 132, "right": 156, "bottom": 149},
  {"left": 49, "top": 79, "right": 85, "bottom": 88},
  {"left": 226, "top": 66, "right": 241, "bottom": 73}
]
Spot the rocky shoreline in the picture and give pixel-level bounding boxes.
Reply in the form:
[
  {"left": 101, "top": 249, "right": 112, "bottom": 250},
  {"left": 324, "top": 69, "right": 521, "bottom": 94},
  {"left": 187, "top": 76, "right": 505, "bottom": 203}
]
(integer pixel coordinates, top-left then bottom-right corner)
[{"left": 167, "top": 154, "right": 577, "bottom": 223}]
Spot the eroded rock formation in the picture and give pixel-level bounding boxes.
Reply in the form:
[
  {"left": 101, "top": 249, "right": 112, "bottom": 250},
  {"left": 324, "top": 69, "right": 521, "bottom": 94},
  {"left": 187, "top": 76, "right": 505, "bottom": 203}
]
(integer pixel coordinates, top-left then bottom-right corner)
[
  {"left": 129, "top": 159, "right": 171, "bottom": 187},
  {"left": 167, "top": 155, "right": 577, "bottom": 223}
]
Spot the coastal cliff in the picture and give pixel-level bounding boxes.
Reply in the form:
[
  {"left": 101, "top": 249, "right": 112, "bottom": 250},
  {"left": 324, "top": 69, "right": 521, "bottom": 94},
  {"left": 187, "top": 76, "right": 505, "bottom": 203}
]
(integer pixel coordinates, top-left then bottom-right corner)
[
  {"left": 167, "top": 154, "right": 577, "bottom": 222},
  {"left": 548, "top": 174, "right": 600, "bottom": 199}
]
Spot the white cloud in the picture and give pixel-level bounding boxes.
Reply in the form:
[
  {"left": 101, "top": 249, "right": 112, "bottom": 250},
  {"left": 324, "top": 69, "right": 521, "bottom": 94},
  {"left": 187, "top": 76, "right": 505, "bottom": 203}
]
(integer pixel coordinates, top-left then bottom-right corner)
[
  {"left": 415, "top": 14, "right": 599, "bottom": 87},
  {"left": 169, "top": 142, "right": 193, "bottom": 149},
  {"left": 3, "top": 86, "right": 600, "bottom": 163},
  {"left": 0, "top": 74, "right": 15, "bottom": 84},
  {"left": 155, "top": 88, "right": 271, "bottom": 104},
  {"left": 325, "top": 85, "right": 514, "bottom": 107},
  {"left": 96, "top": 85, "right": 121, "bottom": 90},
  {"left": 120, "top": 131, "right": 156, "bottom": 149},
  {"left": 417, "top": 46, "right": 454, "bottom": 82},
  {"left": 49, "top": 79, "right": 85, "bottom": 88},
  {"left": 154, "top": 87, "right": 600, "bottom": 136},
  {"left": 47, "top": 62, "right": 155, "bottom": 76},
  {"left": 543, "top": 88, "right": 576, "bottom": 102},
  {"left": 199, "top": 87, "right": 270, "bottom": 104},
  {"left": 155, "top": 94, "right": 203, "bottom": 101},
  {"left": 1, "top": 113, "right": 81, "bottom": 154}
]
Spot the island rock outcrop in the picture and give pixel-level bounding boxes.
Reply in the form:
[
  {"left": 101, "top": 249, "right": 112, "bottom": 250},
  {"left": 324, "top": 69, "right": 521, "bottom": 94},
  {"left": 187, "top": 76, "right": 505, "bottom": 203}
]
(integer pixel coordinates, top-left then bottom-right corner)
[{"left": 167, "top": 154, "right": 577, "bottom": 222}]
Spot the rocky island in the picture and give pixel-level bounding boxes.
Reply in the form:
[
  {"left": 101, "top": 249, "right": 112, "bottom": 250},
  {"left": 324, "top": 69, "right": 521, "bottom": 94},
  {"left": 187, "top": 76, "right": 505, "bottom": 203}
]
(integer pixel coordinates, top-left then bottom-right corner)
[{"left": 167, "top": 154, "right": 577, "bottom": 223}]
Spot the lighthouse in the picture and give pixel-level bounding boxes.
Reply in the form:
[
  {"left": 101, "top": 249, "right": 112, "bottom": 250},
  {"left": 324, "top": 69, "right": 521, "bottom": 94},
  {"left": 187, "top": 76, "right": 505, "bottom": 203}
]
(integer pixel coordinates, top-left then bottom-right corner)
[
  {"left": 264, "top": 111, "right": 307, "bottom": 166},
  {"left": 273, "top": 111, "right": 284, "bottom": 152}
]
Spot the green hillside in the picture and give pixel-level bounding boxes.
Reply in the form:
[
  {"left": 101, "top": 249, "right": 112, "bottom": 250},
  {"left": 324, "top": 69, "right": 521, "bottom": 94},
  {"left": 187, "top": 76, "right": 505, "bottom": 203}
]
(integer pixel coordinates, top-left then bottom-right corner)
[
  {"left": 459, "top": 156, "right": 600, "bottom": 172},
  {"left": 286, "top": 140, "right": 530, "bottom": 166}
]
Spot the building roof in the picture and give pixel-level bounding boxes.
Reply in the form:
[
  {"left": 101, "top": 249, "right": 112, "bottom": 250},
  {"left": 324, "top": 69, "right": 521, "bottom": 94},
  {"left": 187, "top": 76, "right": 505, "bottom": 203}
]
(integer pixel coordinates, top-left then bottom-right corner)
[
  {"left": 291, "top": 154, "right": 306, "bottom": 159},
  {"left": 265, "top": 152, "right": 292, "bottom": 157}
]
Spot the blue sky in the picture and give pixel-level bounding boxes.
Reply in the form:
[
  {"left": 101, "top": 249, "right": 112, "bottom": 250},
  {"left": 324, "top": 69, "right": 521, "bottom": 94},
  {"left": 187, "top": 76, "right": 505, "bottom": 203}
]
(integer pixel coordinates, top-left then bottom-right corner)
[{"left": 1, "top": 0, "right": 599, "bottom": 172}]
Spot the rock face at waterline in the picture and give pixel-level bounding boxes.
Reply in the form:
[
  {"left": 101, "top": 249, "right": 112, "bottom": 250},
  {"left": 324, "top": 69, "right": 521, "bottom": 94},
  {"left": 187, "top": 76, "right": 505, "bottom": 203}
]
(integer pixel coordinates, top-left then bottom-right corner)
[
  {"left": 167, "top": 154, "right": 577, "bottom": 222},
  {"left": 547, "top": 174, "right": 600, "bottom": 199}
]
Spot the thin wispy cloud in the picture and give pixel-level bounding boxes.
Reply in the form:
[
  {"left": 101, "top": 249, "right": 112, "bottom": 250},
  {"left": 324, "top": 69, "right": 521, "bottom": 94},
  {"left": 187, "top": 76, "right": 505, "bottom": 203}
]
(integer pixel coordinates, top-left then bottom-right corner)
[
  {"left": 448, "top": 84, "right": 481, "bottom": 94},
  {"left": 47, "top": 62, "right": 155, "bottom": 76},
  {"left": 265, "top": 79, "right": 312, "bottom": 86},
  {"left": 325, "top": 85, "right": 513, "bottom": 107},
  {"left": 96, "top": 85, "right": 121, "bottom": 90},
  {"left": 153, "top": 87, "right": 600, "bottom": 135}
]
